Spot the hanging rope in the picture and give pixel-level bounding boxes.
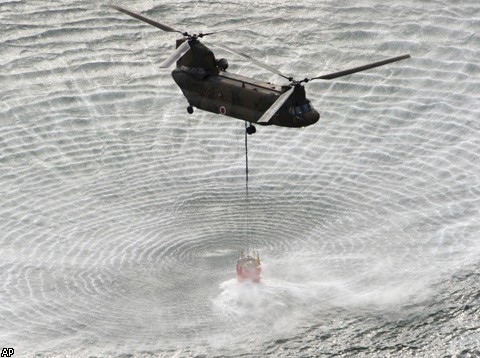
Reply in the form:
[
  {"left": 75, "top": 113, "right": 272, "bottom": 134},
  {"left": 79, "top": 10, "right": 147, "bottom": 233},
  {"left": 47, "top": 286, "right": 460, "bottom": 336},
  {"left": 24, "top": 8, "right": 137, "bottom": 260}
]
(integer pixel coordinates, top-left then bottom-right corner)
[
  {"left": 245, "top": 121, "right": 249, "bottom": 195},
  {"left": 244, "top": 121, "right": 252, "bottom": 253}
]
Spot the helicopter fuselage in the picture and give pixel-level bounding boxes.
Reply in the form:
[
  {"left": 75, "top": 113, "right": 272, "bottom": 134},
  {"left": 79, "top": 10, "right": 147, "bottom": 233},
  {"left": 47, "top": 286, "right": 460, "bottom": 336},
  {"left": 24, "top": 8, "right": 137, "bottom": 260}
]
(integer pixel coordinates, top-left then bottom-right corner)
[{"left": 171, "top": 39, "right": 320, "bottom": 128}]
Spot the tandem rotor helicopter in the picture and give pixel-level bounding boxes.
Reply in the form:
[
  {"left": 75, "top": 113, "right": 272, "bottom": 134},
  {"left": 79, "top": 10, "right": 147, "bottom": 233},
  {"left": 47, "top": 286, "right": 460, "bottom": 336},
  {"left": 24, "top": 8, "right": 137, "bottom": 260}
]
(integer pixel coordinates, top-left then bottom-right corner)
[{"left": 110, "top": 5, "right": 410, "bottom": 135}]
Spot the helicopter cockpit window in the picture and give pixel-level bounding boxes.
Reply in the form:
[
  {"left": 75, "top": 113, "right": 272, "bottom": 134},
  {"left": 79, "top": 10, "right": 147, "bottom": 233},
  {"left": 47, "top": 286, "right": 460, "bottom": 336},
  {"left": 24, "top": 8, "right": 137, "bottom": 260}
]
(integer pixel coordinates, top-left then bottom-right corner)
[{"left": 289, "top": 101, "right": 314, "bottom": 116}]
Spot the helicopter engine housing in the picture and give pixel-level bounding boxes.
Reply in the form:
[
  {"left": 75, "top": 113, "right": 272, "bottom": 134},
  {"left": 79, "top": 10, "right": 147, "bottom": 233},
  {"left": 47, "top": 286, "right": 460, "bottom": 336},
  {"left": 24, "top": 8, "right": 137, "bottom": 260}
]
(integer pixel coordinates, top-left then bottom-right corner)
[{"left": 216, "top": 58, "right": 229, "bottom": 71}]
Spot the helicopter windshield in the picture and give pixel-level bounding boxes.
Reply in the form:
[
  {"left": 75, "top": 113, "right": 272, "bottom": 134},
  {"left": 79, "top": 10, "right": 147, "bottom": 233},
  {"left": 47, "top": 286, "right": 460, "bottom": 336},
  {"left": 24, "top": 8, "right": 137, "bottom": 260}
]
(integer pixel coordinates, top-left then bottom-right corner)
[{"left": 289, "top": 101, "right": 314, "bottom": 116}]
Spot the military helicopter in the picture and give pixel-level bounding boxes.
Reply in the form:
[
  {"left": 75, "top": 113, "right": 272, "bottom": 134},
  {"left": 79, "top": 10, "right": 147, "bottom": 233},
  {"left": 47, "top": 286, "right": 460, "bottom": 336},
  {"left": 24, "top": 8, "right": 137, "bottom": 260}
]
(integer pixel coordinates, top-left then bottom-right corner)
[{"left": 110, "top": 5, "right": 410, "bottom": 135}]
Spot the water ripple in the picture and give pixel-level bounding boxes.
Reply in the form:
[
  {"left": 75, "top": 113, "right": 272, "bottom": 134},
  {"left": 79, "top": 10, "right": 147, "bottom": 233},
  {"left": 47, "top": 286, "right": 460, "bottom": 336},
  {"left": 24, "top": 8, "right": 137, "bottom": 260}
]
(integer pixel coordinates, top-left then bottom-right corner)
[{"left": 1, "top": 0, "right": 480, "bottom": 357}]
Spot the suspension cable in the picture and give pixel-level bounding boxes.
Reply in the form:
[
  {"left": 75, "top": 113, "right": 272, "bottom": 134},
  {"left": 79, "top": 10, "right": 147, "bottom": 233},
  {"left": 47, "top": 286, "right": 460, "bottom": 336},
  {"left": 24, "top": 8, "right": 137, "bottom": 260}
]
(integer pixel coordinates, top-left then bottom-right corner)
[
  {"left": 245, "top": 121, "right": 249, "bottom": 195},
  {"left": 244, "top": 121, "right": 251, "bottom": 253}
]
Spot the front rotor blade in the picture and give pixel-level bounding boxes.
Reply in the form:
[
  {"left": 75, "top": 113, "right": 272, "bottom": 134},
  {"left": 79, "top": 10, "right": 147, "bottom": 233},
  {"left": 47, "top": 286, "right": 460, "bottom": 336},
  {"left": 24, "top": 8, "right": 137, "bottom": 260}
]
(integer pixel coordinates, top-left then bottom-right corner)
[
  {"left": 211, "top": 43, "right": 291, "bottom": 80},
  {"left": 257, "top": 87, "right": 294, "bottom": 124},
  {"left": 311, "top": 54, "right": 411, "bottom": 81},
  {"left": 110, "top": 5, "right": 182, "bottom": 33},
  {"left": 159, "top": 41, "right": 191, "bottom": 68},
  {"left": 203, "top": 16, "right": 287, "bottom": 36}
]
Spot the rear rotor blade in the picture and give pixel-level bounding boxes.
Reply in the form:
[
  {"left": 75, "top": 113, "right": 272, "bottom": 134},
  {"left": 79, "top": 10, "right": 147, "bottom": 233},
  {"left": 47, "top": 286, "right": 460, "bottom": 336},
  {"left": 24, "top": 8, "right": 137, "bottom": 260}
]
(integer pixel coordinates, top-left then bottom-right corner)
[
  {"left": 211, "top": 43, "right": 291, "bottom": 80},
  {"left": 311, "top": 54, "right": 411, "bottom": 81},
  {"left": 257, "top": 87, "right": 294, "bottom": 123},
  {"left": 110, "top": 5, "right": 182, "bottom": 34},
  {"left": 203, "top": 16, "right": 287, "bottom": 36},
  {"left": 159, "top": 41, "right": 191, "bottom": 68}
]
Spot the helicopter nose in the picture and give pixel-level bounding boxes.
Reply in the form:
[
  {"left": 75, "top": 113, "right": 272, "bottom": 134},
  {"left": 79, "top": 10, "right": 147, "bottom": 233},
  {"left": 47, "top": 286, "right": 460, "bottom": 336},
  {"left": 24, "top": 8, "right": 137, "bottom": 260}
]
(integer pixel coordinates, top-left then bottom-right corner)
[{"left": 305, "top": 109, "right": 320, "bottom": 126}]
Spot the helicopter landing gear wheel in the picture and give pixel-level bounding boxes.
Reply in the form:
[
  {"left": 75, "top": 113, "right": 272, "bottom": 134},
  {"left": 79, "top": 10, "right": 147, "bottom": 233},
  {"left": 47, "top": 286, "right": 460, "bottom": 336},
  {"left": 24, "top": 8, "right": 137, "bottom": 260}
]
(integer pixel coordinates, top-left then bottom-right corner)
[
  {"left": 187, "top": 105, "right": 194, "bottom": 114},
  {"left": 246, "top": 123, "right": 256, "bottom": 135}
]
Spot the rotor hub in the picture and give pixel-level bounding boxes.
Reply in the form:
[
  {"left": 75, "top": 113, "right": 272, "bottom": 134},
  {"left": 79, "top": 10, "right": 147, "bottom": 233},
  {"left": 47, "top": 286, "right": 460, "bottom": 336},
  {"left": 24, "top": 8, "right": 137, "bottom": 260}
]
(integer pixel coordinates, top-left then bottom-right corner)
[{"left": 182, "top": 32, "right": 205, "bottom": 40}]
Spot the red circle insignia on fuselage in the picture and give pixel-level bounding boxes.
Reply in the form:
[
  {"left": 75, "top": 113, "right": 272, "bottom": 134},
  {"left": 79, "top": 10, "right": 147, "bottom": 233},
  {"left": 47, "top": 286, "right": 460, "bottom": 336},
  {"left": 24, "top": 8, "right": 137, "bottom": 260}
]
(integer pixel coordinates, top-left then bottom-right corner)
[{"left": 219, "top": 106, "right": 226, "bottom": 115}]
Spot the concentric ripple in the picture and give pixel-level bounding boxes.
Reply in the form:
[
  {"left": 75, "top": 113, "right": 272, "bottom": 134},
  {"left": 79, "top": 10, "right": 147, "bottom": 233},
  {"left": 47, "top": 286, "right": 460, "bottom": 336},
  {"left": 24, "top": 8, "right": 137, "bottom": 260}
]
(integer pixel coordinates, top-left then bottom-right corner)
[{"left": 1, "top": 0, "right": 479, "bottom": 357}]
